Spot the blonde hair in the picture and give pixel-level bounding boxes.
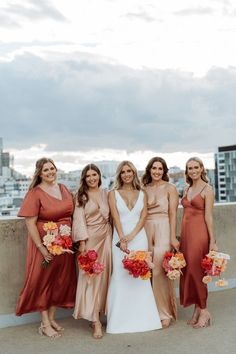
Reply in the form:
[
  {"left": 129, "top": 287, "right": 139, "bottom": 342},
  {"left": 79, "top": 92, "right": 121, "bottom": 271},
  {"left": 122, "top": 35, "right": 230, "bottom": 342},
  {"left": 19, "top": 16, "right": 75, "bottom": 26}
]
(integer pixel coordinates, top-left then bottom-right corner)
[
  {"left": 185, "top": 157, "right": 208, "bottom": 186},
  {"left": 29, "top": 157, "right": 57, "bottom": 190},
  {"left": 112, "top": 161, "right": 141, "bottom": 190}
]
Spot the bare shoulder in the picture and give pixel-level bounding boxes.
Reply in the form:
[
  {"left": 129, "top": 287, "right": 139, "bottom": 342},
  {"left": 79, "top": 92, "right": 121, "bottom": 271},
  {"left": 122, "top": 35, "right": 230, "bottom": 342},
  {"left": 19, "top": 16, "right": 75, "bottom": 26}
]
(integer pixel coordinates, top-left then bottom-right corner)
[
  {"left": 108, "top": 189, "right": 115, "bottom": 199},
  {"left": 204, "top": 184, "right": 214, "bottom": 196},
  {"left": 166, "top": 182, "right": 177, "bottom": 193}
]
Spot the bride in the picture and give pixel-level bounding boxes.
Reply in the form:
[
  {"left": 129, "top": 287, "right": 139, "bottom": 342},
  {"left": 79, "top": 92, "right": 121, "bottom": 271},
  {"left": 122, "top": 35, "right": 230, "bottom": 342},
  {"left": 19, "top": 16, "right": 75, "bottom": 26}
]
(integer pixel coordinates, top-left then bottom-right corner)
[{"left": 106, "top": 161, "right": 162, "bottom": 333}]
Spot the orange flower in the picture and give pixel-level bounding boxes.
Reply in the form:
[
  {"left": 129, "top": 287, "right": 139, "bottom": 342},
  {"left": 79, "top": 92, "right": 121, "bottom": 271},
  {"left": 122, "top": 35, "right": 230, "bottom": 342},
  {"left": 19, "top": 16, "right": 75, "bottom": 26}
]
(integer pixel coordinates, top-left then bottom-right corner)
[
  {"left": 135, "top": 251, "right": 148, "bottom": 261},
  {"left": 47, "top": 245, "right": 63, "bottom": 255},
  {"left": 43, "top": 222, "right": 58, "bottom": 232},
  {"left": 215, "top": 279, "right": 228, "bottom": 287},
  {"left": 141, "top": 270, "right": 151, "bottom": 280}
]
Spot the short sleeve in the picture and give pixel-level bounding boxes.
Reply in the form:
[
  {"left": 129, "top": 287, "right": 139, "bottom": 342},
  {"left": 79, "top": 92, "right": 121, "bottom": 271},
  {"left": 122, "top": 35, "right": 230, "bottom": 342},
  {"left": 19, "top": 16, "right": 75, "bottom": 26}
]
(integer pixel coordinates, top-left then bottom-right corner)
[
  {"left": 17, "top": 189, "right": 41, "bottom": 217},
  {"left": 72, "top": 206, "right": 89, "bottom": 242}
]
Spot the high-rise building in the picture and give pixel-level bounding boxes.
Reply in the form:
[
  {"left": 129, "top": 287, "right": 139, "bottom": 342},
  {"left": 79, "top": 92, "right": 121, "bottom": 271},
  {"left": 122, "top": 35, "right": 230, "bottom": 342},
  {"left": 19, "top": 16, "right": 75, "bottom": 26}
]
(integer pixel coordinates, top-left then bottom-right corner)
[
  {"left": 0, "top": 138, "right": 10, "bottom": 176},
  {"left": 215, "top": 144, "right": 236, "bottom": 202}
]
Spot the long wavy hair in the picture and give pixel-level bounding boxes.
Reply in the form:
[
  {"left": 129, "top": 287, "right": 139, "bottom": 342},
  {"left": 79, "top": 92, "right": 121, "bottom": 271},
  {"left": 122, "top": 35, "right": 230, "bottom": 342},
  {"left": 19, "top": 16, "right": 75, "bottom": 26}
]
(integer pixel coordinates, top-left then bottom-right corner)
[
  {"left": 142, "top": 157, "right": 169, "bottom": 186},
  {"left": 29, "top": 157, "right": 57, "bottom": 190},
  {"left": 185, "top": 157, "right": 208, "bottom": 186},
  {"left": 112, "top": 160, "right": 141, "bottom": 190},
  {"left": 76, "top": 164, "right": 102, "bottom": 207}
]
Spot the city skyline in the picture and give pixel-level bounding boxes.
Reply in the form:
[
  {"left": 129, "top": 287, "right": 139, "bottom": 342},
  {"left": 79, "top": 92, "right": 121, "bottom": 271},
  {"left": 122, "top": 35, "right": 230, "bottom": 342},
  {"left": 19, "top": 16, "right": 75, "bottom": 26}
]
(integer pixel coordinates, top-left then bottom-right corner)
[{"left": 1, "top": 0, "right": 236, "bottom": 173}]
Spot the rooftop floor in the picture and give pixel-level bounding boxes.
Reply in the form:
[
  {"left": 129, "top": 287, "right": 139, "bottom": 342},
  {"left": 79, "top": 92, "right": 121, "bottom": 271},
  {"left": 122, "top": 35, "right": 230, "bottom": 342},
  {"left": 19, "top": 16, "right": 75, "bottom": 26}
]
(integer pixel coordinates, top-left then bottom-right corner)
[{"left": 0, "top": 288, "right": 235, "bottom": 354}]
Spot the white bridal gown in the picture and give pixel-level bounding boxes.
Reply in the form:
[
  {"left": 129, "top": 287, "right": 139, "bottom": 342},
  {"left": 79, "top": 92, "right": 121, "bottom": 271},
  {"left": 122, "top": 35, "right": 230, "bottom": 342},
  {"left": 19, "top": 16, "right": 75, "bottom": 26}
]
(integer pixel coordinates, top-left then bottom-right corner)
[{"left": 106, "top": 190, "right": 162, "bottom": 333}]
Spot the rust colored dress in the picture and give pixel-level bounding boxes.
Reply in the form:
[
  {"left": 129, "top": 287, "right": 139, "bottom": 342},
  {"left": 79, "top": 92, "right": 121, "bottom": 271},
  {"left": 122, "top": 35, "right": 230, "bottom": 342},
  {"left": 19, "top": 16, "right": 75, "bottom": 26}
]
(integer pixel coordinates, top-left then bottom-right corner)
[
  {"left": 16, "top": 184, "right": 77, "bottom": 316},
  {"left": 72, "top": 189, "right": 112, "bottom": 322},
  {"left": 144, "top": 184, "right": 177, "bottom": 321},
  {"left": 180, "top": 192, "right": 209, "bottom": 309}
]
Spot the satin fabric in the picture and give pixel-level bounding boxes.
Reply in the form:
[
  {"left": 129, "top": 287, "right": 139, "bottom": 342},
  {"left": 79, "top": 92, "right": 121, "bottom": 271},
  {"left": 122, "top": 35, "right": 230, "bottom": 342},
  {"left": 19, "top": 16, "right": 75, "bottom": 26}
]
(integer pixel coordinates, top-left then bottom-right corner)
[
  {"left": 180, "top": 194, "right": 209, "bottom": 309},
  {"left": 72, "top": 189, "right": 112, "bottom": 322},
  {"left": 144, "top": 184, "right": 177, "bottom": 321},
  {"left": 16, "top": 184, "right": 77, "bottom": 316},
  {"left": 106, "top": 190, "right": 162, "bottom": 333}
]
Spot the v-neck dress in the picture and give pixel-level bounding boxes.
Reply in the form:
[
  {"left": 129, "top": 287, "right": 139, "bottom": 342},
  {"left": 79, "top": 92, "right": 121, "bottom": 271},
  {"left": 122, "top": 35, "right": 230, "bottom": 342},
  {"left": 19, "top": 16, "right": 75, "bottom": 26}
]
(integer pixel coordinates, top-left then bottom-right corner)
[
  {"left": 16, "top": 184, "right": 77, "bottom": 316},
  {"left": 180, "top": 193, "right": 210, "bottom": 309},
  {"left": 144, "top": 184, "right": 177, "bottom": 321},
  {"left": 106, "top": 190, "right": 162, "bottom": 333},
  {"left": 72, "top": 189, "right": 112, "bottom": 322}
]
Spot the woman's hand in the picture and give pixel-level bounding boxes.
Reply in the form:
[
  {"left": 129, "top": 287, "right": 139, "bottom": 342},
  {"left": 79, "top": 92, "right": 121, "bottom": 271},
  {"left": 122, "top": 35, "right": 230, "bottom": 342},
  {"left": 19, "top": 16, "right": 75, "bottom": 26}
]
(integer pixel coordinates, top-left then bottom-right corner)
[
  {"left": 120, "top": 239, "right": 128, "bottom": 252},
  {"left": 79, "top": 241, "right": 86, "bottom": 254},
  {"left": 209, "top": 240, "right": 218, "bottom": 252},
  {"left": 171, "top": 238, "right": 180, "bottom": 251},
  {"left": 38, "top": 245, "right": 53, "bottom": 262},
  {"left": 124, "top": 233, "right": 134, "bottom": 243}
]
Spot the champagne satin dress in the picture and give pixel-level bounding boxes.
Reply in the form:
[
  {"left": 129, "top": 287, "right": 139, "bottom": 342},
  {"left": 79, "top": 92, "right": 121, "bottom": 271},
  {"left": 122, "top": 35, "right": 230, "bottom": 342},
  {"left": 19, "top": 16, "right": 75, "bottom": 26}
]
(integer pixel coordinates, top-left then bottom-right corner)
[
  {"left": 144, "top": 184, "right": 177, "bottom": 321},
  {"left": 72, "top": 189, "right": 112, "bottom": 322},
  {"left": 180, "top": 191, "right": 209, "bottom": 309},
  {"left": 16, "top": 184, "right": 77, "bottom": 316}
]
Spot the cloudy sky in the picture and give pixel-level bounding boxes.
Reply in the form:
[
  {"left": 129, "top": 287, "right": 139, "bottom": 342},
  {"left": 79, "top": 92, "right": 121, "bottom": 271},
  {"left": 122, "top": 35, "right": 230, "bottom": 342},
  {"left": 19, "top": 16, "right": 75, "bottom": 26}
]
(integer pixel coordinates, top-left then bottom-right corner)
[{"left": 1, "top": 0, "right": 236, "bottom": 175}]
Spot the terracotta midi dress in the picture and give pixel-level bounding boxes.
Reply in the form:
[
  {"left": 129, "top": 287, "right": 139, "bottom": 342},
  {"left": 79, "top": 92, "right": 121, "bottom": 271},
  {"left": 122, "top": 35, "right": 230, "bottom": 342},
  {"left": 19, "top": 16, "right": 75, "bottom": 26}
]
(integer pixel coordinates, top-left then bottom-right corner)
[
  {"left": 16, "top": 184, "right": 77, "bottom": 316},
  {"left": 144, "top": 184, "right": 177, "bottom": 321},
  {"left": 72, "top": 189, "right": 112, "bottom": 322},
  {"left": 180, "top": 191, "right": 209, "bottom": 309}
]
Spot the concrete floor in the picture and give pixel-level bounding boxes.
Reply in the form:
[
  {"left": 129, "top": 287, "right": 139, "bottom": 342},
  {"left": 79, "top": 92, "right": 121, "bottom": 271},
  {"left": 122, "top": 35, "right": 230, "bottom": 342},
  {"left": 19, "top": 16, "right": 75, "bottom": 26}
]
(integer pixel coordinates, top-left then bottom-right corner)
[{"left": 0, "top": 288, "right": 235, "bottom": 354}]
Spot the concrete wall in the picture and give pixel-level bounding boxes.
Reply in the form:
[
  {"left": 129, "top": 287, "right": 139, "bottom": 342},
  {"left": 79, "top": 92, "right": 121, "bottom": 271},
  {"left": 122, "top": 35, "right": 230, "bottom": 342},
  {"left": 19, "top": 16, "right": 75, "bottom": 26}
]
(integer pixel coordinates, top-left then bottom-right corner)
[{"left": 0, "top": 203, "right": 235, "bottom": 324}]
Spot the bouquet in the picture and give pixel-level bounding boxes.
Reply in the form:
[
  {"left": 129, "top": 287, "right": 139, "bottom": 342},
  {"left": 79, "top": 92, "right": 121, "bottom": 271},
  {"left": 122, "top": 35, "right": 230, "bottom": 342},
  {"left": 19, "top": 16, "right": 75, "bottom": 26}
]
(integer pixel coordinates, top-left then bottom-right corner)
[
  {"left": 42, "top": 222, "right": 74, "bottom": 267},
  {"left": 201, "top": 251, "right": 230, "bottom": 287},
  {"left": 122, "top": 250, "right": 154, "bottom": 280},
  {"left": 77, "top": 250, "right": 104, "bottom": 277},
  {"left": 162, "top": 251, "right": 186, "bottom": 280}
]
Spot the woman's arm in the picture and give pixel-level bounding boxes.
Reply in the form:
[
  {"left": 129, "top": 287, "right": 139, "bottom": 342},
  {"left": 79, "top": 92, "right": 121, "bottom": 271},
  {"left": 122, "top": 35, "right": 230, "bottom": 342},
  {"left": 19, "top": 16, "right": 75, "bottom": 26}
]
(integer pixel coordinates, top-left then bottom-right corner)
[
  {"left": 168, "top": 184, "right": 180, "bottom": 251},
  {"left": 124, "top": 191, "right": 148, "bottom": 243},
  {"left": 72, "top": 206, "right": 89, "bottom": 253},
  {"left": 204, "top": 186, "right": 218, "bottom": 251},
  {"left": 25, "top": 216, "right": 53, "bottom": 262},
  {"left": 108, "top": 191, "right": 127, "bottom": 251}
]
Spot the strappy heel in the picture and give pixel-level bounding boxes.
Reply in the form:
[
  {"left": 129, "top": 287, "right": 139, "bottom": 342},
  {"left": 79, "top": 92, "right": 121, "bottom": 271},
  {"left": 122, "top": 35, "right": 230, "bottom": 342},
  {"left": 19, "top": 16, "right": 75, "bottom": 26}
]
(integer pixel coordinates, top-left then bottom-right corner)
[
  {"left": 38, "top": 322, "right": 61, "bottom": 338},
  {"left": 50, "top": 320, "right": 64, "bottom": 332},
  {"left": 192, "top": 312, "right": 212, "bottom": 329}
]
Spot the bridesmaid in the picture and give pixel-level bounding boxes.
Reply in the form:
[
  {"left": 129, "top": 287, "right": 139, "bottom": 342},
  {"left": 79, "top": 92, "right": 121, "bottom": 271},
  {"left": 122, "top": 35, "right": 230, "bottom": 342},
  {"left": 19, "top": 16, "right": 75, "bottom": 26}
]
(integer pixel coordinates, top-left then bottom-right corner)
[
  {"left": 180, "top": 157, "right": 217, "bottom": 328},
  {"left": 72, "top": 164, "right": 112, "bottom": 339},
  {"left": 142, "top": 157, "right": 179, "bottom": 328},
  {"left": 16, "top": 157, "right": 77, "bottom": 338}
]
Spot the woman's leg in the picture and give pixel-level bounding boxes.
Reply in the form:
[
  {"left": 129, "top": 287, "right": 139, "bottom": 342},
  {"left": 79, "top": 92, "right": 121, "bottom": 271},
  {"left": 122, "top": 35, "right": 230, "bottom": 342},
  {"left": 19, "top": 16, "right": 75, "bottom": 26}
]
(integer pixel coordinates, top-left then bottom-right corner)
[
  {"left": 39, "top": 309, "right": 61, "bottom": 338},
  {"left": 48, "top": 306, "right": 64, "bottom": 331}
]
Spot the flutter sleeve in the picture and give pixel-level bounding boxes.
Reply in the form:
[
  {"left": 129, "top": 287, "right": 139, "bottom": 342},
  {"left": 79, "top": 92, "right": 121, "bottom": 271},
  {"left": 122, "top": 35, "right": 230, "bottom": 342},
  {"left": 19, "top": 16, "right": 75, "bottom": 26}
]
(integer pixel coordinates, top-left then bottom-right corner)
[
  {"left": 17, "top": 189, "right": 41, "bottom": 217},
  {"left": 72, "top": 205, "right": 89, "bottom": 242}
]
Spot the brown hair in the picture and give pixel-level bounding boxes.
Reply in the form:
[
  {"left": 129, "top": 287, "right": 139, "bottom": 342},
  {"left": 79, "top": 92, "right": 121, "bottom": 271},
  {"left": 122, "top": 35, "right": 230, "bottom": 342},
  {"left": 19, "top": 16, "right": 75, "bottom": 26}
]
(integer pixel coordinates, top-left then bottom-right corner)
[
  {"left": 76, "top": 164, "right": 102, "bottom": 207},
  {"left": 185, "top": 157, "right": 208, "bottom": 186},
  {"left": 29, "top": 157, "right": 57, "bottom": 190},
  {"left": 142, "top": 157, "right": 169, "bottom": 186},
  {"left": 112, "top": 161, "right": 141, "bottom": 190}
]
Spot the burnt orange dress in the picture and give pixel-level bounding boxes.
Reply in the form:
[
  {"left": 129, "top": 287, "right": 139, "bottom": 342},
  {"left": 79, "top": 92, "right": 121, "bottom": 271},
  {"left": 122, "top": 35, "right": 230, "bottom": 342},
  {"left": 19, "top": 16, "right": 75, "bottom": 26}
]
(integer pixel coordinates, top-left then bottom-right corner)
[
  {"left": 180, "top": 193, "right": 209, "bottom": 309},
  {"left": 16, "top": 184, "right": 77, "bottom": 316}
]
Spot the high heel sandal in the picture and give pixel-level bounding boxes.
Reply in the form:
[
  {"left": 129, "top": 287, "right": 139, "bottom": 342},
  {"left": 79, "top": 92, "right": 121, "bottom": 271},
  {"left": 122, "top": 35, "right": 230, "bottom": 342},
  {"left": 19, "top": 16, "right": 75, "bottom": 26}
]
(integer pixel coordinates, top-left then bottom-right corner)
[
  {"left": 93, "top": 322, "right": 103, "bottom": 339},
  {"left": 187, "top": 307, "right": 200, "bottom": 325},
  {"left": 192, "top": 312, "right": 212, "bottom": 329},
  {"left": 50, "top": 319, "right": 64, "bottom": 332},
  {"left": 38, "top": 323, "right": 61, "bottom": 338}
]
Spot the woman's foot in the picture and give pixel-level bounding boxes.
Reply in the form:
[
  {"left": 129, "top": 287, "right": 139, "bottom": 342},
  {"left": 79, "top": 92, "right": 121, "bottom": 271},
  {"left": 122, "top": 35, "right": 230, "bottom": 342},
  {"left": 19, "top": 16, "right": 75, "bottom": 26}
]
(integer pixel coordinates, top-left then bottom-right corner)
[
  {"left": 93, "top": 321, "right": 103, "bottom": 339},
  {"left": 193, "top": 310, "right": 211, "bottom": 329},
  {"left": 38, "top": 322, "right": 61, "bottom": 338},
  {"left": 187, "top": 306, "right": 200, "bottom": 325},
  {"left": 50, "top": 319, "right": 64, "bottom": 332},
  {"left": 161, "top": 319, "right": 171, "bottom": 328}
]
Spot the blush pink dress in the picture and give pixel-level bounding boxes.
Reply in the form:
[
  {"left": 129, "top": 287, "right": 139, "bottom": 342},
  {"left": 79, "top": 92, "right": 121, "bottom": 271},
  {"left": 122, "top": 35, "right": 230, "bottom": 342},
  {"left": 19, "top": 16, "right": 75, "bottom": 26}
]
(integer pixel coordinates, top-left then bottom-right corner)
[
  {"left": 144, "top": 184, "right": 177, "bottom": 321},
  {"left": 72, "top": 189, "right": 112, "bottom": 322}
]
